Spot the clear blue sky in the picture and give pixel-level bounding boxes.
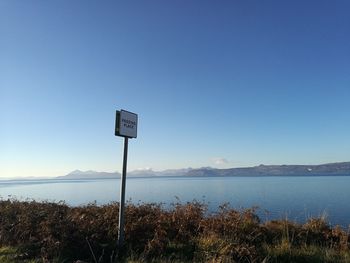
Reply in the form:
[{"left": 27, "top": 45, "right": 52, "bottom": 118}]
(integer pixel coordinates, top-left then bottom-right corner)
[{"left": 1, "top": 1, "right": 349, "bottom": 178}]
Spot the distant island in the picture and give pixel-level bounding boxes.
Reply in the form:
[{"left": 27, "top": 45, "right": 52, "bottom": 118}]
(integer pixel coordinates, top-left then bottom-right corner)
[{"left": 57, "top": 162, "right": 350, "bottom": 179}]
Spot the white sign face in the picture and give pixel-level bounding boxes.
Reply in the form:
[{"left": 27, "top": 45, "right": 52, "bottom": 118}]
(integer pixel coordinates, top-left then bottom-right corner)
[{"left": 118, "top": 110, "right": 138, "bottom": 138}]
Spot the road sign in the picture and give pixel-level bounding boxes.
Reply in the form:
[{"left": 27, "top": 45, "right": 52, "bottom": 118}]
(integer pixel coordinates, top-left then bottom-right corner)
[
  {"left": 115, "top": 109, "right": 138, "bottom": 249},
  {"left": 115, "top": 110, "right": 138, "bottom": 138}
]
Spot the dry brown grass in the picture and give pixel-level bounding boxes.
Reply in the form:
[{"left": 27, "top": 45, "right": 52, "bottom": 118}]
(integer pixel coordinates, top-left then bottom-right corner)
[{"left": 0, "top": 199, "right": 349, "bottom": 262}]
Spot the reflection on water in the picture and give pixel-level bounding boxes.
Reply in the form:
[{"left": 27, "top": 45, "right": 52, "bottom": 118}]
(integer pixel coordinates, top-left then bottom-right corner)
[{"left": 1, "top": 176, "right": 350, "bottom": 227}]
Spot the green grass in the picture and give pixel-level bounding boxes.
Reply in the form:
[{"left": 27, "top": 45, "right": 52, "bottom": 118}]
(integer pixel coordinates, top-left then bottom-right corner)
[
  {"left": 0, "top": 247, "right": 17, "bottom": 262},
  {"left": 266, "top": 244, "right": 350, "bottom": 263},
  {"left": 0, "top": 247, "right": 45, "bottom": 263}
]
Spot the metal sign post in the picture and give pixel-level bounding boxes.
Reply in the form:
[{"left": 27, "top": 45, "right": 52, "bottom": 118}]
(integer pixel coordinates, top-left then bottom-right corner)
[
  {"left": 115, "top": 109, "right": 138, "bottom": 248},
  {"left": 118, "top": 136, "right": 128, "bottom": 247}
]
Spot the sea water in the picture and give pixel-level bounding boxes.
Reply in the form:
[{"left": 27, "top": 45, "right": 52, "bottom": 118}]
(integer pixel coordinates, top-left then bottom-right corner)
[{"left": 1, "top": 176, "right": 349, "bottom": 227}]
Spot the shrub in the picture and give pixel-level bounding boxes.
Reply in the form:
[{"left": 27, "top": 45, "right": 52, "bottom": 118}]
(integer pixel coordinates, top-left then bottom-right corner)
[{"left": 0, "top": 199, "right": 349, "bottom": 262}]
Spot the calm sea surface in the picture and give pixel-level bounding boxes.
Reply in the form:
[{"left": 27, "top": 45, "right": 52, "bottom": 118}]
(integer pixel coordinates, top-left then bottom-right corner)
[{"left": 1, "top": 176, "right": 350, "bottom": 227}]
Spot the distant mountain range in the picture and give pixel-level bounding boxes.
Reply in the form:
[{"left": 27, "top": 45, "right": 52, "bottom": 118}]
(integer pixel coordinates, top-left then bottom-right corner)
[
  {"left": 57, "top": 162, "right": 350, "bottom": 179},
  {"left": 56, "top": 170, "right": 120, "bottom": 179}
]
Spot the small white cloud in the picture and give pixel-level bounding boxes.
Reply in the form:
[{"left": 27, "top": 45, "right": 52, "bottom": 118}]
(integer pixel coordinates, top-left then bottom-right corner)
[{"left": 212, "top": 157, "right": 229, "bottom": 165}]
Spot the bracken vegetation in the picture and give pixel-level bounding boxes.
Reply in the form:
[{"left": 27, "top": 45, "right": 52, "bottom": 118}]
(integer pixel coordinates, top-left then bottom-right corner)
[{"left": 0, "top": 199, "right": 349, "bottom": 262}]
